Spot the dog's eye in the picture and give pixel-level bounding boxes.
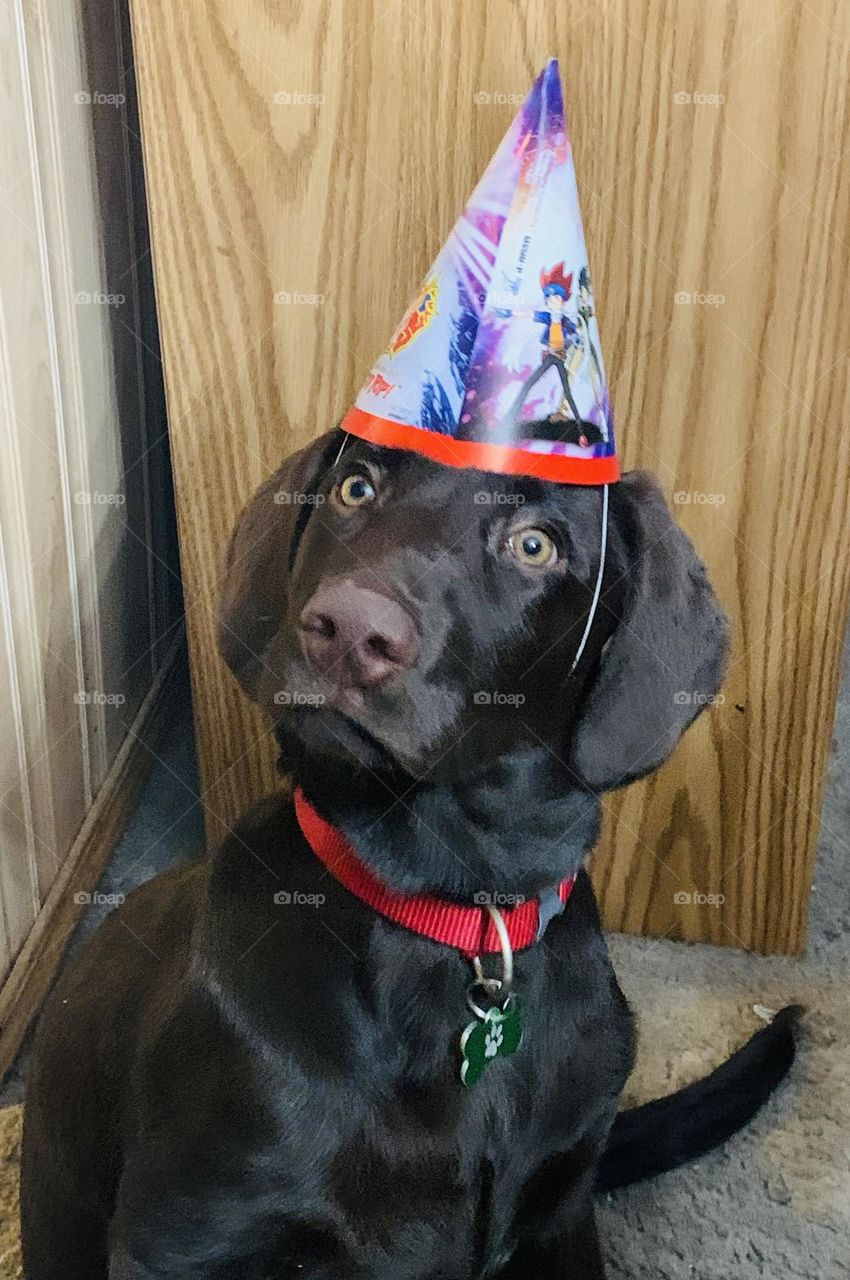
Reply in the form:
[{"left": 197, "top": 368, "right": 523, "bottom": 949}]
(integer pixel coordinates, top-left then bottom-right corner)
[
  {"left": 508, "top": 527, "right": 557, "bottom": 568},
  {"left": 336, "top": 474, "right": 377, "bottom": 508}
]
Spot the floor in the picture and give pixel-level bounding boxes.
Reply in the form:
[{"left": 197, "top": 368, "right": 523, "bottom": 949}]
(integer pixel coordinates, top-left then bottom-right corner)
[{"left": 1, "top": 649, "right": 848, "bottom": 1278}]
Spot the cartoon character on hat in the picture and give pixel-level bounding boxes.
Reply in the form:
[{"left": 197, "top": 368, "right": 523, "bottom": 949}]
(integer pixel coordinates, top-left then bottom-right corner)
[
  {"left": 576, "top": 266, "right": 605, "bottom": 419},
  {"left": 342, "top": 58, "right": 618, "bottom": 486},
  {"left": 501, "top": 261, "right": 607, "bottom": 450}
]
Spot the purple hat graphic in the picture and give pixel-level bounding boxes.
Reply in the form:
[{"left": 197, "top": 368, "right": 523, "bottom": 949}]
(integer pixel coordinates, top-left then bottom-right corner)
[{"left": 342, "top": 58, "right": 618, "bottom": 485}]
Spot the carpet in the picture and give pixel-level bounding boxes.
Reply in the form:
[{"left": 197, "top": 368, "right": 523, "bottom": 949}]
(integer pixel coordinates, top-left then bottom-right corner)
[{"left": 0, "top": 1108, "right": 21, "bottom": 1280}]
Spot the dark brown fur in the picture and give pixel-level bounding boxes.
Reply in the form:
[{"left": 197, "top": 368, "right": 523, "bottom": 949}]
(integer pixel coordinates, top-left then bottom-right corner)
[{"left": 21, "top": 430, "right": 793, "bottom": 1279}]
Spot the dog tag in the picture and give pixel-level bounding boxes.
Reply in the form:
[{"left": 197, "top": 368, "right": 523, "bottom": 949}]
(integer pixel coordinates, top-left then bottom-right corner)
[{"left": 460, "top": 995, "right": 523, "bottom": 1086}]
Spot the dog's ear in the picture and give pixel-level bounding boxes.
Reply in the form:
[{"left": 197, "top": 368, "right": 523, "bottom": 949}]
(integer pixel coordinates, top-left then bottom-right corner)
[
  {"left": 219, "top": 429, "right": 341, "bottom": 699},
  {"left": 570, "top": 471, "right": 729, "bottom": 791}
]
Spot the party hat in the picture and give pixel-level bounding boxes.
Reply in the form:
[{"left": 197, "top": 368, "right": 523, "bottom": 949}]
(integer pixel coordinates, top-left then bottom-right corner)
[{"left": 342, "top": 59, "right": 618, "bottom": 485}]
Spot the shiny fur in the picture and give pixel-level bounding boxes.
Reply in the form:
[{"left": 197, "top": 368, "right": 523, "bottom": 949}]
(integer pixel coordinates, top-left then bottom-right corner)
[{"left": 22, "top": 431, "right": 767, "bottom": 1279}]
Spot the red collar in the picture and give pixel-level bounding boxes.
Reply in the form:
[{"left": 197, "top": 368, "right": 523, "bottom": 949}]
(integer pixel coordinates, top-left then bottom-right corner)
[{"left": 294, "top": 788, "right": 575, "bottom": 958}]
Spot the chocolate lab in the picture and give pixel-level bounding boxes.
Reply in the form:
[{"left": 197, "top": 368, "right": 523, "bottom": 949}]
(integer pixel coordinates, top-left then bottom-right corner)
[{"left": 20, "top": 429, "right": 798, "bottom": 1278}]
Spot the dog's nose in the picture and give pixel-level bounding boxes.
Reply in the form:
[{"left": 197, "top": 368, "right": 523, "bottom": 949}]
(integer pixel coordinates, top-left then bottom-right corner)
[{"left": 299, "top": 580, "right": 419, "bottom": 690}]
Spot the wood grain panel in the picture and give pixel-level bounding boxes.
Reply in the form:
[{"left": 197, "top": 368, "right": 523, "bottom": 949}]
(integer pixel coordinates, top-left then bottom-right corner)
[
  {"left": 0, "top": 0, "right": 182, "bottom": 1002},
  {"left": 23, "top": 0, "right": 156, "bottom": 778},
  {"left": 0, "top": 0, "right": 88, "bottom": 905},
  {"left": 0, "top": 630, "right": 186, "bottom": 1080},
  {"left": 129, "top": 0, "right": 850, "bottom": 953},
  {"left": 0, "top": 528, "right": 39, "bottom": 983}
]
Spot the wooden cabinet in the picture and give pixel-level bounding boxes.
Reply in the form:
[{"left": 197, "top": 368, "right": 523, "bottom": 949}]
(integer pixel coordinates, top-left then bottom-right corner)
[{"left": 128, "top": 0, "right": 850, "bottom": 954}]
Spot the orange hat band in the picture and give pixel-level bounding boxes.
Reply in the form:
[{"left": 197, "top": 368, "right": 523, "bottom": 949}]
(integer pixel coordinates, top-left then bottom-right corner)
[{"left": 342, "top": 407, "right": 621, "bottom": 486}]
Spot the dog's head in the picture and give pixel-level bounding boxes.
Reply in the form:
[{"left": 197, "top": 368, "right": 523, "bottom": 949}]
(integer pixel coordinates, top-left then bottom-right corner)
[{"left": 220, "top": 429, "right": 727, "bottom": 796}]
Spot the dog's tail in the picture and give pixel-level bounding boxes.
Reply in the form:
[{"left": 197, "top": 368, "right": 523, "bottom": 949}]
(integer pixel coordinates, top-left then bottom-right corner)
[{"left": 596, "top": 1004, "right": 802, "bottom": 1193}]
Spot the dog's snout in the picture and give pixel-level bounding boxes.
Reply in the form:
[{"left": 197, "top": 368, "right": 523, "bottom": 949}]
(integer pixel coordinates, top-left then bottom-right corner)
[{"left": 299, "top": 580, "right": 419, "bottom": 690}]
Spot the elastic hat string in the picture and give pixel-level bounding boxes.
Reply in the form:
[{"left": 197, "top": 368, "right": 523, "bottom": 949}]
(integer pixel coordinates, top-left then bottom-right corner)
[{"left": 569, "top": 482, "right": 609, "bottom": 675}]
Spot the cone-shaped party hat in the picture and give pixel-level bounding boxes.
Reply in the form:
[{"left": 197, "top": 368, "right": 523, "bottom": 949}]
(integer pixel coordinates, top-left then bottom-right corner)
[{"left": 342, "top": 59, "right": 618, "bottom": 484}]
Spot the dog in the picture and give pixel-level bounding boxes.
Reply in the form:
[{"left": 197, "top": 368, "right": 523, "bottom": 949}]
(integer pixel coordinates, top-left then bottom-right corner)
[{"left": 20, "top": 429, "right": 798, "bottom": 1279}]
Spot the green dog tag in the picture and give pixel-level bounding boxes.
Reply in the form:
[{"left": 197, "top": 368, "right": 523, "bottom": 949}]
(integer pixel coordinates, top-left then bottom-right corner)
[{"left": 460, "top": 996, "right": 524, "bottom": 1086}]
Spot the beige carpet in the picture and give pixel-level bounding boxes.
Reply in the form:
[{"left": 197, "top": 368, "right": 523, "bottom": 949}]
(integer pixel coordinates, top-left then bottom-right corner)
[
  {"left": 599, "top": 937, "right": 848, "bottom": 1277},
  {"left": 0, "top": 1107, "right": 21, "bottom": 1280}
]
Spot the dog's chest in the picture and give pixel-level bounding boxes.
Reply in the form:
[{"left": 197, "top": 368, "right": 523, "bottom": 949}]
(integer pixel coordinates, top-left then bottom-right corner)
[
  {"left": 252, "top": 939, "right": 620, "bottom": 1279},
  {"left": 325, "top": 1060, "right": 585, "bottom": 1278},
  {"left": 219, "top": 873, "right": 631, "bottom": 1278}
]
